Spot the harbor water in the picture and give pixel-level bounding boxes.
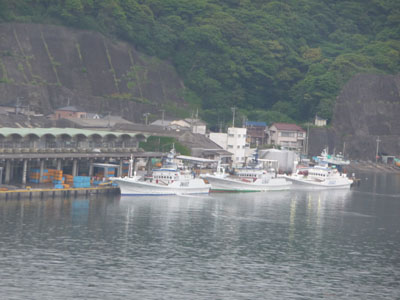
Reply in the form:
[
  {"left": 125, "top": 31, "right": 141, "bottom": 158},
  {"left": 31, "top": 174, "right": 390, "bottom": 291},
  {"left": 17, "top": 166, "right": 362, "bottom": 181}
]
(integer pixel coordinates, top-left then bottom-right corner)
[{"left": 0, "top": 172, "right": 399, "bottom": 299}]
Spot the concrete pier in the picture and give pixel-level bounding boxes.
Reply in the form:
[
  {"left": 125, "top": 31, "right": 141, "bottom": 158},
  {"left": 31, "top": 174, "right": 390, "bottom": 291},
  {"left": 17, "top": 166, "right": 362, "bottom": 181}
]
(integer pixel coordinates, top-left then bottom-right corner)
[
  {"left": 0, "top": 150, "right": 164, "bottom": 191},
  {"left": 0, "top": 185, "right": 119, "bottom": 200},
  {"left": 0, "top": 127, "right": 164, "bottom": 191}
]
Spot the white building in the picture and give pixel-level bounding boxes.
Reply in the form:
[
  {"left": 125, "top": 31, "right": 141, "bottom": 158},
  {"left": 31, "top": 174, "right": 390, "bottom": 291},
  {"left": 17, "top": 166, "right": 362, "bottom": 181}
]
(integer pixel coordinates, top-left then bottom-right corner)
[
  {"left": 170, "top": 118, "right": 207, "bottom": 135},
  {"left": 151, "top": 118, "right": 207, "bottom": 134},
  {"left": 314, "top": 115, "right": 327, "bottom": 127},
  {"left": 209, "top": 132, "right": 228, "bottom": 149},
  {"left": 209, "top": 127, "right": 247, "bottom": 167}
]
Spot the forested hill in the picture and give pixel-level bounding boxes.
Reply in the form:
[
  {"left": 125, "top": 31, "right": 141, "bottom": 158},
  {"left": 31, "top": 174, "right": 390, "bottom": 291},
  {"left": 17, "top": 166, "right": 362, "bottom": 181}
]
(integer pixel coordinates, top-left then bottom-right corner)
[{"left": 1, "top": 0, "right": 399, "bottom": 128}]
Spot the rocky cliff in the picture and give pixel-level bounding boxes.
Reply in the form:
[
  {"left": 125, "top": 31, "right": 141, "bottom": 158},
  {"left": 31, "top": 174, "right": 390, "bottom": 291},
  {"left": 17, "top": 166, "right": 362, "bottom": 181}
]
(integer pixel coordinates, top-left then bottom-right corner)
[
  {"left": 309, "top": 74, "right": 400, "bottom": 160},
  {"left": 1, "top": 24, "right": 399, "bottom": 160},
  {"left": 0, "top": 23, "right": 186, "bottom": 121}
]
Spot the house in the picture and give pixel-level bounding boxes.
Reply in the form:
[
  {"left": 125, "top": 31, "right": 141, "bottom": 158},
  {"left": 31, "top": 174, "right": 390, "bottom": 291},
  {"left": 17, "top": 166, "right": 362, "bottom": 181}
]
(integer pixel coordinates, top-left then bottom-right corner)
[
  {"left": 169, "top": 118, "right": 207, "bottom": 134},
  {"left": 177, "top": 131, "right": 232, "bottom": 164},
  {"left": 209, "top": 127, "right": 248, "bottom": 167},
  {"left": 245, "top": 121, "right": 267, "bottom": 146},
  {"left": 184, "top": 118, "right": 207, "bottom": 135},
  {"left": 209, "top": 132, "right": 228, "bottom": 149},
  {"left": 314, "top": 115, "right": 327, "bottom": 127},
  {"left": 151, "top": 118, "right": 207, "bottom": 134},
  {"left": 53, "top": 106, "right": 87, "bottom": 120},
  {"left": 268, "top": 123, "right": 306, "bottom": 151}
]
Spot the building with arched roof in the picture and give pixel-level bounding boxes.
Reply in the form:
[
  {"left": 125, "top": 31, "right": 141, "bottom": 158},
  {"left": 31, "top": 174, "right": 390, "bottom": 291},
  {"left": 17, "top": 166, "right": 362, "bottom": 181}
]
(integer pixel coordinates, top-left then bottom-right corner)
[
  {"left": 0, "top": 128, "right": 162, "bottom": 186},
  {"left": 0, "top": 128, "right": 146, "bottom": 151}
]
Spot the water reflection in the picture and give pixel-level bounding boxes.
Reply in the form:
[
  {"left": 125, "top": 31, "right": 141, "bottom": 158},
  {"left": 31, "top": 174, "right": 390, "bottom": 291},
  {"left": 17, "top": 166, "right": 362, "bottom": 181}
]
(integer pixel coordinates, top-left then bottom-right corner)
[{"left": 0, "top": 178, "right": 400, "bottom": 299}]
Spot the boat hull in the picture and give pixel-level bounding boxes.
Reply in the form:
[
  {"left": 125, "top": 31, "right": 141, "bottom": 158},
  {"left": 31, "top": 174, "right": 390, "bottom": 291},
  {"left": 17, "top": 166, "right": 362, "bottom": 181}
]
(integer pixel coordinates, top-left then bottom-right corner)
[
  {"left": 203, "top": 175, "right": 291, "bottom": 192},
  {"left": 282, "top": 175, "right": 353, "bottom": 190},
  {"left": 112, "top": 177, "right": 211, "bottom": 196}
]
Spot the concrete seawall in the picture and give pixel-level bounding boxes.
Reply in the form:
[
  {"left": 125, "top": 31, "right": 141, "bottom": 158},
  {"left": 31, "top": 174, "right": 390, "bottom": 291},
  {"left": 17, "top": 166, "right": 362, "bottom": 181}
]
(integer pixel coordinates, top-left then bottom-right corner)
[{"left": 0, "top": 185, "right": 119, "bottom": 200}]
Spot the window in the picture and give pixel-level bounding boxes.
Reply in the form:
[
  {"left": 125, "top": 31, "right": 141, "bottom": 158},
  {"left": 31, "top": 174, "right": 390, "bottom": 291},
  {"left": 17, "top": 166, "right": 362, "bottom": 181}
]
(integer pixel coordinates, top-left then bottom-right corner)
[{"left": 281, "top": 131, "right": 295, "bottom": 137}]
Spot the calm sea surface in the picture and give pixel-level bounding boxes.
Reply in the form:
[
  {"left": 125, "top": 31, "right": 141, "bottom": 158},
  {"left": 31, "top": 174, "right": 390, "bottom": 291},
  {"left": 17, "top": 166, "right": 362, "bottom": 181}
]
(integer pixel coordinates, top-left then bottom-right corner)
[{"left": 1, "top": 172, "right": 400, "bottom": 299}]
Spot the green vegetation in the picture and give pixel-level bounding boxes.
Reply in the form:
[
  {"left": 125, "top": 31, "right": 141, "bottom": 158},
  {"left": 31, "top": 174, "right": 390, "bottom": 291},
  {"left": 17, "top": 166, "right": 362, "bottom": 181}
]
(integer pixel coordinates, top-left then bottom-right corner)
[
  {"left": 139, "top": 136, "right": 191, "bottom": 155},
  {"left": 1, "top": 0, "right": 399, "bottom": 126}
]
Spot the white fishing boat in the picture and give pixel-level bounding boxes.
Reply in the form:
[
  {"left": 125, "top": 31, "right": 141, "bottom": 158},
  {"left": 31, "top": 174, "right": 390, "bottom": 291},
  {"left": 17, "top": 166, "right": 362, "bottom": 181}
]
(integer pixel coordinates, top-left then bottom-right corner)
[
  {"left": 202, "top": 151, "right": 291, "bottom": 192},
  {"left": 112, "top": 148, "right": 210, "bottom": 196},
  {"left": 282, "top": 164, "right": 353, "bottom": 189},
  {"left": 315, "top": 148, "right": 350, "bottom": 166}
]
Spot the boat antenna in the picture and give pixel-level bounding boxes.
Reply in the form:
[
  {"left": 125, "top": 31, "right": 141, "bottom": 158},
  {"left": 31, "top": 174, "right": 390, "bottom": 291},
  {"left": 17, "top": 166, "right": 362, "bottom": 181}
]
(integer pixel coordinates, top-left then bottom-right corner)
[
  {"left": 128, "top": 154, "right": 133, "bottom": 178},
  {"left": 171, "top": 143, "right": 175, "bottom": 153}
]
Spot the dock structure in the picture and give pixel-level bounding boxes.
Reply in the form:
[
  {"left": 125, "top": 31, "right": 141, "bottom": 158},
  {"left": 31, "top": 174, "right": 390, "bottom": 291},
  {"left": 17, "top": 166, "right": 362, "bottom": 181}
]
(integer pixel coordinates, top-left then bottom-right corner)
[
  {"left": 0, "top": 127, "right": 164, "bottom": 194},
  {"left": 0, "top": 185, "right": 118, "bottom": 200}
]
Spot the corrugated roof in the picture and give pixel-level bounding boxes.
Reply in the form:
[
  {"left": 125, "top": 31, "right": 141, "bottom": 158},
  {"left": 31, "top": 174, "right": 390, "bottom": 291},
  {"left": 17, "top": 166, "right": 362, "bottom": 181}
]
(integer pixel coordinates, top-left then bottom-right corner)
[
  {"left": 150, "top": 120, "right": 173, "bottom": 126},
  {"left": 246, "top": 121, "right": 267, "bottom": 127},
  {"left": 55, "top": 106, "right": 81, "bottom": 112},
  {"left": 271, "top": 123, "right": 305, "bottom": 131},
  {"left": 0, "top": 127, "right": 146, "bottom": 138}
]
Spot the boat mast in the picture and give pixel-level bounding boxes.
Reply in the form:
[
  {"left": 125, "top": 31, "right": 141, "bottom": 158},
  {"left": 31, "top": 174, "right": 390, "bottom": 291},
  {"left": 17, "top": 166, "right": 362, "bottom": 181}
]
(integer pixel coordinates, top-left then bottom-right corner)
[{"left": 128, "top": 154, "right": 133, "bottom": 178}]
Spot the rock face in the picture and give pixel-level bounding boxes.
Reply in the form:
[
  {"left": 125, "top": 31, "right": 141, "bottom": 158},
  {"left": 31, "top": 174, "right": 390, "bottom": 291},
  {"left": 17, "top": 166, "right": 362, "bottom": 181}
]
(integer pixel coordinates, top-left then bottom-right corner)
[
  {"left": 0, "top": 23, "right": 186, "bottom": 121},
  {"left": 309, "top": 74, "right": 400, "bottom": 160},
  {"left": 1, "top": 24, "right": 399, "bottom": 160}
]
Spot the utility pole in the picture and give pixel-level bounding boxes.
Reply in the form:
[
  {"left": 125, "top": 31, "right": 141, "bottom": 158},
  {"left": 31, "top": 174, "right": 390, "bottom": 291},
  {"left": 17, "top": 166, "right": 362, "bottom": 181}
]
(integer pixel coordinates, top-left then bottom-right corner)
[
  {"left": 160, "top": 109, "right": 165, "bottom": 129},
  {"left": 305, "top": 122, "right": 310, "bottom": 156},
  {"left": 375, "top": 136, "right": 381, "bottom": 163},
  {"left": 343, "top": 141, "right": 346, "bottom": 157},
  {"left": 231, "top": 106, "right": 236, "bottom": 128},
  {"left": 27, "top": 104, "right": 31, "bottom": 125},
  {"left": 143, "top": 113, "right": 150, "bottom": 126},
  {"left": 16, "top": 97, "right": 22, "bottom": 115}
]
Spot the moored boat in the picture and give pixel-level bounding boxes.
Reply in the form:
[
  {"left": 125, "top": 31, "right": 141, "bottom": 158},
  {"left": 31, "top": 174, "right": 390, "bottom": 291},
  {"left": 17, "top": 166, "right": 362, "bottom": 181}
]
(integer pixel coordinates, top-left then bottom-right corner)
[
  {"left": 112, "top": 148, "right": 211, "bottom": 196},
  {"left": 202, "top": 151, "right": 291, "bottom": 192},
  {"left": 314, "top": 148, "right": 350, "bottom": 166},
  {"left": 282, "top": 164, "right": 353, "bottom": 190}
]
